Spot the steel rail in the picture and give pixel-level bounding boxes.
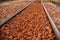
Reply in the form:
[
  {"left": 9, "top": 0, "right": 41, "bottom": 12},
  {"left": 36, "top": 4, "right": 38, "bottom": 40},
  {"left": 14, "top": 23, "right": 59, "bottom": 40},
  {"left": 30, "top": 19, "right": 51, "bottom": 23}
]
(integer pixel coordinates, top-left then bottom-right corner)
[
  {"left": 41, "top": 0, "right": 60, "bottom": 40},
  {"left": 0, "top": 2, "right": 33, "bottom": 27}
]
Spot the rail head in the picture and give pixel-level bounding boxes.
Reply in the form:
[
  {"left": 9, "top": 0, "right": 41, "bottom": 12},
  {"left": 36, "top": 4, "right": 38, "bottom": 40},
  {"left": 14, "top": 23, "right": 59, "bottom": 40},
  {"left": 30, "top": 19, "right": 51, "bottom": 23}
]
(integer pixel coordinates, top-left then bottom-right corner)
[
  {"left": 41, "top": 0, "right": 60, "bottom": 40},
  {"left": 0, "top": 2, "right": 33, "bottom": 27}
]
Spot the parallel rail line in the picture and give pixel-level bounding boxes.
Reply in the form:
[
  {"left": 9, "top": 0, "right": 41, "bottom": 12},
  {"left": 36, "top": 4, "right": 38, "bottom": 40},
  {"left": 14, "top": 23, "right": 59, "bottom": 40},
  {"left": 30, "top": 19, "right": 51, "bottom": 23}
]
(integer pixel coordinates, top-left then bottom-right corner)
[
  {"left": 41, "top": 0, "right": 60, "bottom": 40},
  {"left": 0, "top": 2, "right": 33, "bottom": 27},
  {"left": 0, "top": 1, "right": 60, "bottom": 40}
]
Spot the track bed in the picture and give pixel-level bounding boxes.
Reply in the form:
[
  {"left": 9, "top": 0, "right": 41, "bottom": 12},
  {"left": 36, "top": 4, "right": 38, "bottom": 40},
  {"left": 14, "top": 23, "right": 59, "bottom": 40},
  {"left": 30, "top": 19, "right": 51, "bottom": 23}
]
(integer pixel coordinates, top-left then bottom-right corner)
[{"left": 0, "top": 1, "right": 57, "bottom": 40}]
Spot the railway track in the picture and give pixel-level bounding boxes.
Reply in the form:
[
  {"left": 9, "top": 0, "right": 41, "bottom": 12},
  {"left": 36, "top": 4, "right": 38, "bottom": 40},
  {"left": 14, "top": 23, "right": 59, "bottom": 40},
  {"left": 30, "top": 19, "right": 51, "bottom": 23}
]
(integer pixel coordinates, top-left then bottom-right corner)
[
  {"left": 41, "top": 0, "right": 60, "bottom": 40},
  {"left": 0, "top": 1, "right": 33, "bottom": 27},
  {"left": 0, "top": 1, "right": 60, "bottom": 40}
]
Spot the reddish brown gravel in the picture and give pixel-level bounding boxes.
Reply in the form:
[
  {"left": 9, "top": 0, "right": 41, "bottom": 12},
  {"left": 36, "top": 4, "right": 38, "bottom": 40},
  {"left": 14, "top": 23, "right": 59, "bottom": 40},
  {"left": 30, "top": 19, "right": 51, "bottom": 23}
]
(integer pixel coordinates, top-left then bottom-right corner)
[
  {"left": 0, "top": 2, "right": 57, "bottom": 40},
  {"left": 44, "top": 2, "right": 60, "bottom": 31},
  {"left": 0, "top": 1, "right": 31, "bottom": 22}
]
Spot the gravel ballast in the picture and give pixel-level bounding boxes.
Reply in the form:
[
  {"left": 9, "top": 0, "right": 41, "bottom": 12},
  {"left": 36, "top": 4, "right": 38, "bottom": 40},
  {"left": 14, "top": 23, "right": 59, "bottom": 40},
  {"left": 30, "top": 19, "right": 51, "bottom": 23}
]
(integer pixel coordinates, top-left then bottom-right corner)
[{"left": 0, "top": 1, "right": 57, "bottom": 40}]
